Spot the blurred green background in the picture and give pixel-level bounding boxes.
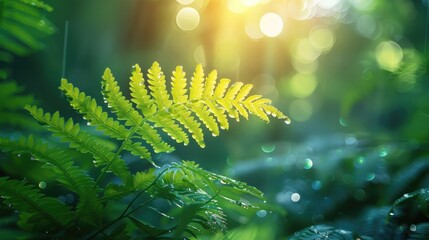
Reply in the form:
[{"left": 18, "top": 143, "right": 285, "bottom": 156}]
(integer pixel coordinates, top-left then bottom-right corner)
[{"left": 2, "top": 0, "right": 429, "bottom": 238}]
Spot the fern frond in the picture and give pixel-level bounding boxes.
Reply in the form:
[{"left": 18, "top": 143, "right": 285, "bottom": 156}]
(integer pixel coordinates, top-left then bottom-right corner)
[
  {"left": 171, "top": 65, "right": 188, "bottom": 103},
  {"left": 129, "top": 64, "right": 157, "bottom": 115},
  {"left": 0, "top": 177, "right": 74, "bottom": 232},
  {"left": 25, "top": 105, "right": 131, "bottom": 183},
  {"left": 171, "top": 105, "right": 205, "bottom": 147},
  {"left": 0, "top": 0, "right": 55, "bottom": 62},
  {"left": 59, "top": 79, "right": 152, "bottom": 163},
  {"left": 189, "top": 64, "right": 205, "bottom": 100},
  {"left": 62, "top": 62, "right": 288, "bottom": 159},
  {"left": 102, "top": 68, "right": 174, "bottom": 154},
  {"left": 146, "top": 62, "right": 173, "bottom": 109},
  {"left": 202, "top": 70, "right": 218, "bottom": 98},
  {"left": 150, "top": 111, "right": 189, "bottom": 145},
  {"left": 0, "top": 135, "right": 104, "bottom": 227},
  {"left": 0, "top": 81, "right": 37, "bottom": 128}
]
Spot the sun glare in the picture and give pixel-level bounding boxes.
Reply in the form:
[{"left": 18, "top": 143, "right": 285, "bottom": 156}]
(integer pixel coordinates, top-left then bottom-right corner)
[
  {"left": 176, "top": 7, "right": 200, "bottom": 31},
  {"left": 259, "top": 12, "right": 284, "bottom": 37}
]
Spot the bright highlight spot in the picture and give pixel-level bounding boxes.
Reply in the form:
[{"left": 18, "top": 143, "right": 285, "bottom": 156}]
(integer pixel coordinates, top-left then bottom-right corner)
[
  {"left": 240, "top": 0, "right": 261, "bottom": 7},
  {"left": 288, "top": 0, "right": 316, "bottom": 20},
  {"left": 375, "top": 41, "right": 403, "bottom": 72},
  {"left": 38, "top": 181, "right": 47, "bottom": 189},
  {"left": 176, "top": 0, "right": 195, "bottom": 5},
  {"left": 317, "top": 0, "right": 341, "bottom": 9},
  {"left": 309, "top": 27, "right": 335, "bottom": 53},
  {"left": 289, "top": 100, "right": 313, "bottom": 122},
  {"left": 303, "top": 158, "right": 313, "bottom": 169},
  {"left": 261, "top": 144, "right": 276, "bottom": 153},
  {"left": 260, "top": 12, "right": 284, "bottom": 37},
  {"left": 291, "top": 193, "right": 301, "bottom": 202},
  {"left": 176, "top": 7, "right": 200, "bottom": 31},
  {"left": 227, "top": 0, "right": 248, "bottom": 13},
  {"left": 289, "top": 73, "right": 318, "bottom": 98}
]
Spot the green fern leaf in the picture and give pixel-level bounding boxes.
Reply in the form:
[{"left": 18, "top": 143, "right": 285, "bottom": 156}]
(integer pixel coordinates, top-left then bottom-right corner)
[
  {"left": 60, "top": 78, "right": 152, "bottom": 163},
  {"left": 171, "top": 65, "right": 188, "bottom": 104},
  {"left": 171, "top": 105, "right": 205, "bottom": 147},
  {"left": 0, "top": 0, "right": 55, "bottom": 62},
  {"left": 0, "top": 135, "right": 104, "bottom": 227},
  {"left": 190, "top": 102, "right": 219, "bottom": 136},
  {"left": 129, "top": 64, "right": 157, "bottom": 116},
  {"left": 150, "top": 111, "right": 189, "bottom": 145},
  {"left": 0, "top": 177, "right": 74, "bottom": 232},
  {"left": 147, "top": 61, "right": 172, "bottom": 109},
  {"left": 25, "top": 105, "right": 131, "bottom": 183},
  {"left": 202, "top": 70, "right": 218, "bottom": 98},
  {"left": 189, "top": 64, "right": 205, "bottom": 100},
  {"left": 102, "top": 68, "right": 174, "bottom": 154}
]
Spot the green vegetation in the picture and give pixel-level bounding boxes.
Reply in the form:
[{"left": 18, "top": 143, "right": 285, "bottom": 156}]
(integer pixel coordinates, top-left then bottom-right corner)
[{"left": 1, "top": 0, "right": 429, "bottom": 239}]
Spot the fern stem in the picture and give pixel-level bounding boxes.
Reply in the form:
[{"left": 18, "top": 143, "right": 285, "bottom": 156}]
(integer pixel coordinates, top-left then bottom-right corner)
[
  {"left": 87, "top": 167, "right": 170, "bottom": 239},
  {"left": 93, "top": 127, "right": 136, "bottom": 188}
]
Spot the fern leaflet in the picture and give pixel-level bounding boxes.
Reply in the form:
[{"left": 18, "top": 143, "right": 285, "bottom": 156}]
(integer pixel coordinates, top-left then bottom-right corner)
[
  {"left": 0, "top": 177, "right": 74, "bottom": 232},
  {"left": 25, "top": 105, "right": 131, "bottom": 183}
]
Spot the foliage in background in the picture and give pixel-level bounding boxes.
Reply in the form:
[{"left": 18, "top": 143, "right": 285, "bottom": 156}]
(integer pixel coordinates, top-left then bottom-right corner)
[
  {"left": 0, "top": 0, "right": 54, "bottom": 65},
  {"left": 0, "top": 0, "right": 54, "bottom": 129},
  {"left": 0, "top": 62, "right": 288, "bottom": 238}
]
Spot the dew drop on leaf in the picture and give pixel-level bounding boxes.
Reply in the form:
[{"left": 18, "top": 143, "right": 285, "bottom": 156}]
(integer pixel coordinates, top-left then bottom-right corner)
[
  {"left": 256, "top": 210, "right": 267, "bottom": 218},
  {"left": 38, "top": 181, "right": 47, "bottom": 189}
]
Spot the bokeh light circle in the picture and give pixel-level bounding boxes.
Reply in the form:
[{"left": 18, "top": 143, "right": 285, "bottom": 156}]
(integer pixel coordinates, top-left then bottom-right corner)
[
  {"left": 176, "top": 7, "right": 200, "bottom": 31},
  {"left": 375, "top": 41, "right": 403, "bottom": 72},
  {"left": 176, "top": 0, "right": 195, "bottom": 5},
  {"left": 289, "top": 73, "right": 318, "bottom": 98},
  {"left": 309, "top": 27, "right": 335, "bottom": 53},
  {"left": 260, "top": 12, "right": 284, "bottom": 37}
]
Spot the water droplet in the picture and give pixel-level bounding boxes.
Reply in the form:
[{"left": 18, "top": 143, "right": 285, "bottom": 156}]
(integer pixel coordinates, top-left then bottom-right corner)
[
  {"left": 86, "top": 122, "right": 91, "bottom": 126},
  {"left": 291, "top": 193, "right": 301, "bottom": 202},
  {"left": 284, "top": 118, "right": 291, "bottom": 125},
  {"left": 38, "top": 181, "right": 47, "bottom": 189},
  {"left": 261, "top": 144, "right": 276, "bottom": 153},
  {"left": 378, "top": 146, "right": 389, "bottom": 157},
  {"left": 403, "top": 193, "right": 411, "bottom": 198},
  {"left": 410, "top": 224, "right": 417, "bottom": 232},
  {"left": 345, "top": 135, "right": 358, "bottom": 146},
  {"left": 338, "top": 117, "right": 348, "bottom": 127},
  {"left": 303, "top": 158, "right": 313, "bottom": 169},
  {"left": 17, "top": 154, "right": 21, "bottom": 158},
  {"left": 389, "top": 212, "right": 395, "bottom": 216},
  {"left": 366, "top": 173, "right": 376, "bottom": 181},
  {"left": 256, "top": 210, "right": 267, "bottom": 218}
]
